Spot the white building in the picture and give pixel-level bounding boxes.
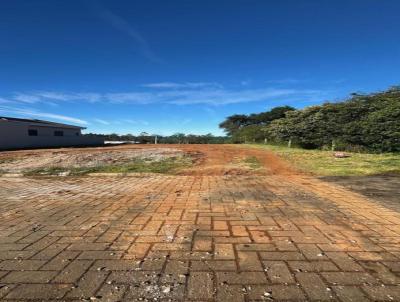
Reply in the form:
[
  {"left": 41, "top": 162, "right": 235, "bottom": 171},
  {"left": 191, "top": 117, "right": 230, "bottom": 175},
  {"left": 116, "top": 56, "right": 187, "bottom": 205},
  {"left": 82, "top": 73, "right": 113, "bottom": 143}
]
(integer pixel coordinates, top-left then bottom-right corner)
[{"left": 0, "top": 116, "right": 104, "bottom": 150}]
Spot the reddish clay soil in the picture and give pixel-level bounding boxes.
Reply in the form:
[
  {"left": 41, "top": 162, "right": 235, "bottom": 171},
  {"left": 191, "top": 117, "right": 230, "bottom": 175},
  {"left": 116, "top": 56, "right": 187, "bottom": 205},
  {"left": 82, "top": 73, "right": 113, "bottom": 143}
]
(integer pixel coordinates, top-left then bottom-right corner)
[
  {"left": 0, "top": 144, "right": 296, "bottom": 176},
  {"left": 176, "top": 144, "right": 296, "bottom": 176}
]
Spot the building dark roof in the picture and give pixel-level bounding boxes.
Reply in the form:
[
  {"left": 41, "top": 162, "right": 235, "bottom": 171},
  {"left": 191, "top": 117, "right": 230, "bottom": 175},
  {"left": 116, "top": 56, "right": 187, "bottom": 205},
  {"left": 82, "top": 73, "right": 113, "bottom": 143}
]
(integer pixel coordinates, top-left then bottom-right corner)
[{"left": 0, "top": 116, "right": 86, "bottom": 129}]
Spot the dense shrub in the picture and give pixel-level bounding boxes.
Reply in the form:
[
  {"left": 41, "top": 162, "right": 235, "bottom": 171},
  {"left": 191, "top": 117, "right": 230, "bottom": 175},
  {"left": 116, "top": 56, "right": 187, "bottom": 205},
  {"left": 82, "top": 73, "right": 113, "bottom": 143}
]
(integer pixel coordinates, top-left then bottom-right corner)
[{"left": 219, "top": 87, "right": 400, "bottom": 152}]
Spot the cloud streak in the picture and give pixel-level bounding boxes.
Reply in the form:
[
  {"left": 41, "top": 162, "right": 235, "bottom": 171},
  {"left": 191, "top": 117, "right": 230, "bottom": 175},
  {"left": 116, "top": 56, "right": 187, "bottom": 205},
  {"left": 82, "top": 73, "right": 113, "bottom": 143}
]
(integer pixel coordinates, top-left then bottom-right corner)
[
  {"left": 266, "top": 78, "right": 308, "bottom": 84},
  {"left": 90, "top": 2, "right": 163, "bottom": 64},
  {"left": 4, "top": 86, "right": 327, "bottom": 107},
  {"left": 0, "top": 97, "right": 13, "bottom": 104},
  {"left": 142, "top": 82, "right": 222, "bottom": 89},
  {"left": 93, "top": 118, "right": 110, "bottom": 125},
  {"left": 0, "top": 105, "right": 88, "bottom": 125}
]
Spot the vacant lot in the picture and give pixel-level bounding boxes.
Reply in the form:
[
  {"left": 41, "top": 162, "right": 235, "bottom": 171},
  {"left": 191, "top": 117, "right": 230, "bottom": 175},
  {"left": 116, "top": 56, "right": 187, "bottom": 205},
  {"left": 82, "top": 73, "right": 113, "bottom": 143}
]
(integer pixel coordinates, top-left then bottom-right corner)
[
  {"left": 0, "top": 144, "right": 399, "bottom": 301},
  {"left": 0, "top": 147, "right": 188, "bottom": 175}
]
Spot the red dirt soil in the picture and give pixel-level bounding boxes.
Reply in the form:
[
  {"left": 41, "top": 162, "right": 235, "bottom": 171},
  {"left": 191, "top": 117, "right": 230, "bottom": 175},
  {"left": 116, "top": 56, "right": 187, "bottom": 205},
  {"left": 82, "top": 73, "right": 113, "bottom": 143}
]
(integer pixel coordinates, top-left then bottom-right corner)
[{"left": 0, "top": 144, "right": 296, "bottom": 176}]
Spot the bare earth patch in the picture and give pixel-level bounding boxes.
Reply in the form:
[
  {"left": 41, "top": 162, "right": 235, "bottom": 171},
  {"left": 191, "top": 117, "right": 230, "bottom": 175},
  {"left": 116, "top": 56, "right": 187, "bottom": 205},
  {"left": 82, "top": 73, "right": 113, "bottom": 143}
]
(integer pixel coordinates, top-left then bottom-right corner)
[{"left": 0, "top": 148, "right": 184, "bottom": 174}]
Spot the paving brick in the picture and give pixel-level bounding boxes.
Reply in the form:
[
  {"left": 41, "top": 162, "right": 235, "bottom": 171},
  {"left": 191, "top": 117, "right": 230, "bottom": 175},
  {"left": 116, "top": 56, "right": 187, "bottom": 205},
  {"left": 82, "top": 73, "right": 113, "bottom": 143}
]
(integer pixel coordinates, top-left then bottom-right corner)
[
  {"left": 0, "top": 250, "right": 36, "bottom": 260},
  {"left": 231, "top": 226, "right": 249, "bottom": 237},
  {"left": 40, "top": 250, "right": 80, "bottom": 271},
  {"left": 124, "top": 243, "right": 151, "bottom": 259},
  {"left": 193, "top": 237, "right": 212, "bottom": 251},
  {"left": 78, "top": 251, "right": 124, "bottom": 260},
  {"left": 68, "top": 242, "right": 110, "bottom": 251},
  {"left": 382, "top": 261, "right": 400, "bottom": 272},
  {"left": 66, "top": 271, "right": 109, "bottom": 299},
  {"left": 214, "top": 244, "right": 235, "bottom": 259},
  {"left": 140, "top": 252, "right": 167, "bottom": 271},
  {"left": 53, "top": 260, "right": 93, "bottom": 283},
  {"left": 297, "top": 243, "right": 327, "bottom": 260},
  {"left": 0, "top": 260, "right": 46, "bottom": 270},
  {"left": 191, "top": 260, "right": 237, "bottom": 271},
  {"left": 362, "top": 285, "right": 400, "bottom": 301},
  {"left": 263, "top": 260, "right": 295, "bottom": 283},
  {"left": 325, "top": 252, "right": 364, "bottom": 271},
  {"left": 188, "top": 272, "right": 214, "bottom": 299},
  {"left": 5, "top": 284, "right": 70, "bottom": 300},
  {"left": 248, "top": 284, "right": 306, "bottom": 300},
  {"left": 333, "top": 285, "right": 370, "bottom": 302},
  {"left": 288, "top": 260, "right": 339, "bottom": 272},
  {"left": 322, "top": 272, "right": 380, "bottom": 285},
  {"left": 360, "top": 261, "right": 400, "bottom": 285},
  {"left": 236, "top": 243, "right": 275, "bottom": 251},
  {"left": 296, "top": 272, "right": 333, "bottom": 300},
  {"left": 1, "top": 271, "right": 58, "bottom": 283},
  {"left": 0, "top": 284, "right": 15, "bottom": 299},
  {"left": 107, "top": 271, "right": 153, "bottom": 284},
  {"left": 216, "top": 272, "right": 267, "bottom": 284},
  {"left": 217, "top": 284, "right": 244, "bottom": 302},
  {"left": 91, "top": 259, "right": 141, "bottom": 271},
  {"left": 214, "top": 221, "right": 228, "bottom": 230},
  {"left": 30, "top": 243, "right": 68, "bottom": 260},
  {"left": 260, "top": 251, "right": 305, "bottom": 260},
  {"left": 95, "top": 283, "right": 127, "bottom": 302}
]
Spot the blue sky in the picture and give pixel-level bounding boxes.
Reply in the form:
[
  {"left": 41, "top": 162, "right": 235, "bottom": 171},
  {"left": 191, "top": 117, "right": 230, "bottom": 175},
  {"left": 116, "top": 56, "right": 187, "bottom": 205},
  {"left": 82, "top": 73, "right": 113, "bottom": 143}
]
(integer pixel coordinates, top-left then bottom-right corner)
[{"left": 0, "top": 0, "right": 399, "bottom": 135}]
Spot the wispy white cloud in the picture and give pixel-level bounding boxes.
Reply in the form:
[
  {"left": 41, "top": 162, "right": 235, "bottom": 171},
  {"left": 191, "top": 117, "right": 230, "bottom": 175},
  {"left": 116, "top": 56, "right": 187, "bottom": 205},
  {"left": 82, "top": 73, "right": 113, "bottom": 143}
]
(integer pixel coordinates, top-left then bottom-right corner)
[
  {"left": 13, "top": 92, "right": 102, "bottom": 104},
  {"left": 0, "top": 97, "right": 13, "bottom": 104},
  {"left": 266, "top": 78, "right": 308, "bottom": 84},
  {"left": 13, "top": 93, "right": 42, "bottom": 104},
  {"left": 0, "top": 105, "right": 88, "bottom": 125},
  {"left": 104, "top": 92, "right": 154, "bottom": 104},
  {"left": 92, "top": 118, "right": 149, "bottom": 126},
  {"left": 91, "top": 3, "right": 163, "bottom": 64},
  {"left": 3, "top": 86, "right": 327, "bottom": 107},
  {"left": 93, "top": 118, "right": 110, "bottom": 125},
  {"left": 142, "top": 82, "right": 222, "bottom": 89},
  {"left": 105, "top": 87, "right": 324, "bottom": 105},
  {"left": 123, "top": 119, "right": 149, "bottom": 125},
  {"left": 164, "top": 88, "right": 314, "bottom": 105}
]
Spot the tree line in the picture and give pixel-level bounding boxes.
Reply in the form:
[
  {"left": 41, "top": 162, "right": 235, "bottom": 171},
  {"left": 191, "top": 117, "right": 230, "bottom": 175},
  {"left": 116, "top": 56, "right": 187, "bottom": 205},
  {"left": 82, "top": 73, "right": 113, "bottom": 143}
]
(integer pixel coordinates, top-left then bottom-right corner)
[
  {"left": 84, "top": 132, "right": 229, "bottom": 144},
  {"left": 219, "top": 86, "right": 400, "bottom": 152}
]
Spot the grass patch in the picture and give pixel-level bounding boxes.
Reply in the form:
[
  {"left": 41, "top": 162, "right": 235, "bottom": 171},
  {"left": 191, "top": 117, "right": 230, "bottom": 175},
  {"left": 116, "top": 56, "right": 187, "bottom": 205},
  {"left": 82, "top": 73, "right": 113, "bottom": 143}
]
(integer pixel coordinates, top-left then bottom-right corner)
[
  {"left": 24, "top": 156, "right": 193, "bottom": 176},
  {"left": 242, "top": 156, "right": 262, "bottom": 169},
  {"left": 248, "top": 144, "right": 400, "bottom": 176}
]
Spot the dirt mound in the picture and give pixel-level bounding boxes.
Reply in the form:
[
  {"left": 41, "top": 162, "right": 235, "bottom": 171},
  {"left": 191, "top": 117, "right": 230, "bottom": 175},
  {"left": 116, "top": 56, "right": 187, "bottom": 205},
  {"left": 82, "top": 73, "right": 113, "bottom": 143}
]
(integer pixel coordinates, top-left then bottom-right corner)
[{"left": 0, "top": 148, "right": 183, "bottom": 173}]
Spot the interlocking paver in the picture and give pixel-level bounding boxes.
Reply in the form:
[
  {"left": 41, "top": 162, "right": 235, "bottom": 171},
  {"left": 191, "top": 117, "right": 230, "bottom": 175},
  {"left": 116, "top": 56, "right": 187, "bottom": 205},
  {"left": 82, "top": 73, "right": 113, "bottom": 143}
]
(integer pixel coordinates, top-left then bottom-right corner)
[
  {"left": 0, "top": 145, "right": 400, "bottom": 300},
  {"left": 188, "top": 272, "right": 214, "bottom": 299},
  {"left": 247, "top": 284, "right": 307, "bottom": 300},
  {"left": 5, "top": 284, "right": 70, "bottom": 299},
  {"left": 1, "top": 271, "right": 58, "bottom": 283},
  {"left": 333, "top": 285, "right": 371, "bottom": 302},
  {"left": 296, "top": 272, "right": 333, "bottom": 300}
]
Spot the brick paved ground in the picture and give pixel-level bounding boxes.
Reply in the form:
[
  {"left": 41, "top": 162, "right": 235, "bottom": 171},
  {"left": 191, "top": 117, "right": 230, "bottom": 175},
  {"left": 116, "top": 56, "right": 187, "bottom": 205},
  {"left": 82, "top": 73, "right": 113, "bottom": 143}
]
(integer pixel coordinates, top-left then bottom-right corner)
[{"left": 1, "top": 163, "right": 400, "bottom": 300}]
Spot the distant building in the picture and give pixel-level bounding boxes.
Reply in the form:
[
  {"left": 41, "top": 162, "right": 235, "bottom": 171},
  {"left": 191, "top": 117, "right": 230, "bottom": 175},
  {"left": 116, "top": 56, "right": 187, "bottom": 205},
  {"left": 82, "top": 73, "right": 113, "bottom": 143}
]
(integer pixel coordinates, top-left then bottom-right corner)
[{"left": 0, "top": 116, "right": 104, "bottom": 150}]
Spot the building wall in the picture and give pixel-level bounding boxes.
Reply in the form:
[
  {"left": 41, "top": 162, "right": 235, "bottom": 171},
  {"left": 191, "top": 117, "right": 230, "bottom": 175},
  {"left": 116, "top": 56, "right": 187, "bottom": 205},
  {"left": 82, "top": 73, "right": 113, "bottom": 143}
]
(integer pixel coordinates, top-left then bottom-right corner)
[{"left": 0, "top": 120, "right": 104, "bottom": 150}]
